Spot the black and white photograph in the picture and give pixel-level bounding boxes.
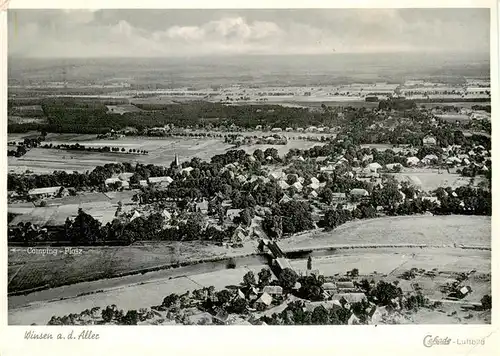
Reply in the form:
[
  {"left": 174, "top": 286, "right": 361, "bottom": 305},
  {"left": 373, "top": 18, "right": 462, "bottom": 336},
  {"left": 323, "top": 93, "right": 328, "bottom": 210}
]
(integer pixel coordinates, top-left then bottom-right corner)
[{"left": 4, "top": 6, "right": 493, "bottom": 329}]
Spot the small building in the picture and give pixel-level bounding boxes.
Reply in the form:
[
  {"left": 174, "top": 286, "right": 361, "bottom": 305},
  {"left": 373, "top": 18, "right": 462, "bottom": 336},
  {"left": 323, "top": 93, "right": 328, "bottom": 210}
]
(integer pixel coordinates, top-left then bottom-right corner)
[
  {"left": 423, "top": 135, "right": 437, "bottom": 146},
  {"left": 331, "top": 193, "right": 347, "bottom": 202},
  {"left": 336, "top": 281, "right": 356, "bottom": 290},
  {"left": 385, "top": 163, "right": 403, "bottom": 170},
  {"left": 28, "top": 186, "right": 64, "bottom": 199},
  {"left": 278, "top": 180, "right": 290, "bottom": 190},
  {"left": 406, "top": 156, "right": 420, "bottom": 166},
  {"left": 148, "top": 176, "right": 173, "bottom": 186},
  {"left": 292, "top": 182, "right": 303, "bottom": 192},
  {"left": 255, "top": 292, "right": 273, "bottom": 308},
  {"left": 349, "top": 188, "right": 369, "bottom": 197},
  {"left": 262, "top": 286, "right": 283, "bottom": 296},
  {"left": 279, "top": 194, "right": 292, "bottom": 204},
  {"left": 367, "top": 162, "right": 383, "bottom": 172},
  {"left": 421, "top": 154, "right": 439, "bottom": 165}
]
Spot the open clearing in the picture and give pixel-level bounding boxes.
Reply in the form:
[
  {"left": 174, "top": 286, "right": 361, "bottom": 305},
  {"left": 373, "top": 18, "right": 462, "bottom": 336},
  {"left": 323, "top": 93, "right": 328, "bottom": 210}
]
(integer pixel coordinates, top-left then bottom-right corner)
[
  {"left": 8, "top": 133, "right": 325, "bottom": 173},
  {"left": 8, "top": 246, "right": 490, "bottom": 325},
  {"left": 278, "top": 215, "right": 490, "bottom": 250},
  {"left": 390, "top": 169, "right": 485, "bottom": 191},
  {"left": 8, "top": 137, "right": 233, "bottom": 173}
]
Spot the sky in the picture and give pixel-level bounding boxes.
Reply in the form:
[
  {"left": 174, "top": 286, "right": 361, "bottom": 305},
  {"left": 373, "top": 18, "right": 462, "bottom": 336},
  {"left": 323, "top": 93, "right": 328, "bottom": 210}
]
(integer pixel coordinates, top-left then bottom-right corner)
[{"left": 8, "top": 9, "right": 490, "bottom": 58}]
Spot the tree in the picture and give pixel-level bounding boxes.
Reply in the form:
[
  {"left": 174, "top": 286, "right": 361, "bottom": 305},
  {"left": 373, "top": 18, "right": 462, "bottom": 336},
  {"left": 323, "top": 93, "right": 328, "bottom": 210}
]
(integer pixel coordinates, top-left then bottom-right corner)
[
  {"left": 121, "top": 310, "right": 138, "bottom": 325},
  {"left": 371, "top": 281, "right": 402, "bottom": 306},
  {"left": 67, "top": 208, "right": 103, "bottom": 245},
  {"left": 229, "top": 298, "right": 248, "bottom": 314},
  {"left": 216, "top": 289, "right": 233, "bottom": 306},
  {"left": 481, "top": 295, "right": 492, "bottom": 310},
  {"left": 276, "top": 201, "right": 314, "bottom": 234},
  {"left": 307, "top": 256, "right": 312, "bottom": 271},
  {"left": 258, "top": 268, "right": 272, "bottom": 288},
  {"left": 278, "top": 268, "right": 299, "bottom": 291},
  {"left": 102, "top": 307, "right": 114, "bottom": 322},
  {"left": 253, "top": 149, "right": 265, "bottom": 162},
  {"left": 243, "top": 271, "right": 256, "bottom": 287},
  {"left": 319, "top": 187, "right": 334, "bottom": 205},
  {"left": 262, "top": 214, "right": 283, "bottom": 239},
  {"left": 349, "top": 268, "right": 359, "bottom": 278},
  {"left": 311, "top": 305, "right": 330, "bottom": 325}
]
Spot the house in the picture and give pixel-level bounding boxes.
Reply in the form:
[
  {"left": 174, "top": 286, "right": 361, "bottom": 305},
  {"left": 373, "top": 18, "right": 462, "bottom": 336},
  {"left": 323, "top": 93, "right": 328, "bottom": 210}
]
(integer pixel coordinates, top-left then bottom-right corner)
[
  {"left": 181, "top": 167, "right": 194, "bottom": 175},
  {"left": 446, "top": 157, "right": 462, "bottom": 165},
  {"left": 118, "top": 172, "right": 134, "bottom": 181},
  {"left": 279, "top": 194, "right": 292, "bottom": 204},
  {"left": 262, "top": 286, "right": 283, "bottom": 296},
  {"left": 423, "top": 135, "right": 437, "bottom": 146},
  {"left": 255, "top": 292, "right": 273, "bottom": 308},
  {"left": 278, "top": 180, "right": 290, "bottom": 190},
  {"left": 331, "top": 193, "right": 347, "bottom": 202},
  {"left": 336, "top": 293, "right": 367, "bottom": 306},
  {"left": 336, "top": 281, "right": 356, "bottom": 290},
  {"left": 315, "top": 156, "right": 328, "bottom": 163},
  {"left": 270, "top": 171, "right": 285, "bottom": 180},
  {"left": 292, "top": 182, "right": 303, "bottom": 191},
  {"left": 422, "top": 196, "right": 440, "bottom": 206},
  {"left": 459, "top": 286, "right": 473, "bottom": 298},
  {"left": 309, "top": 190, "right": 318, "bottom": 199},
  {"left": 349, "top": 188, "right": 369, "bottom": 197},
  {"left": 28, "top": 186, "right": 65, "bottom": 199},
  {"left": 231, "top": 227, "right": 247, "bottom": 243},
  {"left": 148, "top": 176, "right": 173, "bottom": 186},
  {"left": 421, "top": 154, "right": 439, "bottom": 165},
  {"left": 347, "top": 313, "right": 361, "bottom": 325},
  {"left": 367, "top": 162, "right": 383, "bottom": 172},
  {"left": 308, "top": 181, "right": 320, "bottom": 190},
  {"left": 139, "top": 180, "right": 148, "bottom": 187},
  {"left": 385, "top": 163, "right": 403, "bottom": 170},
  {"left": 406, "top": 156, "right": 420, "bottom": 166},
  {"left": 129, "top": 210, "right": 142, "bottom": 222}
]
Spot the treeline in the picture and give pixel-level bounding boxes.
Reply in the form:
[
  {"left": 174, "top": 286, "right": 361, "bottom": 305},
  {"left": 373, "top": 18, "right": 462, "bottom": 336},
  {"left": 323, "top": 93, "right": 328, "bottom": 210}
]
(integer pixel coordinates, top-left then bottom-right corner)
[
  {"left": 11, "top": 99, "right": 344, "bottom": 134},
  {"left": 9, "top": 207, "right": 237, "bottom": 246},
  {"left": 39, "top": 143, "right": 149, "bottom": 155},
  {"left": 319, "top": 185, "right": 491, "bottom": 231}
]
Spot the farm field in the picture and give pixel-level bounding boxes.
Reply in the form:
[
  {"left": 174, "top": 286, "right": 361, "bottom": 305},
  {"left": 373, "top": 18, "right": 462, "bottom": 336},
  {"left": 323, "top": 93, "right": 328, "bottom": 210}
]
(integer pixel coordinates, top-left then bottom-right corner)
[
  {"left": 8, "top": 246, "right": 490, "bottom": 325},
  {"left": 8, "top": 148, "right": 143, "bottom": 174},
  {"left": 391, "top": 169, "right": 485, "bottom": 191},
  {"left": 278, "top": 215, "right": 491, "bottom": 251},
  {"left": 106, "top": 104, "right": 143, "bottom": 114},
  {"left": 8, "top": 190, "right": 139, "bottom": 228},
  {"left": 8, "top": 136, "right": 235, "bottom": 173}
]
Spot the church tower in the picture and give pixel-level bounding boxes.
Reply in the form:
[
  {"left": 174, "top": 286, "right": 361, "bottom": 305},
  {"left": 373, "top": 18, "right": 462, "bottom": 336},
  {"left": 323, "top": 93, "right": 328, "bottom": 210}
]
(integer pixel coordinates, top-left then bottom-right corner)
[{"left": 174, "top": 153, "right": 180, "bottom": 168}]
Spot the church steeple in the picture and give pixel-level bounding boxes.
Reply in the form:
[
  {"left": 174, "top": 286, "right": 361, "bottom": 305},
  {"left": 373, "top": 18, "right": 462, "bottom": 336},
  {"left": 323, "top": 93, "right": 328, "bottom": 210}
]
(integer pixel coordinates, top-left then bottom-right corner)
[{"left": 174, "top": 153, "right": 180, "bottom": 168}]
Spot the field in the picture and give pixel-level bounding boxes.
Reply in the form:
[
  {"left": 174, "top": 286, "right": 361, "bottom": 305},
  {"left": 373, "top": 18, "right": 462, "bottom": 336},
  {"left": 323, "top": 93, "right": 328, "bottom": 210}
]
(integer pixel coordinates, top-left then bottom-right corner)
[
  {"left": 391, "top": 168, "right": 485, "bottom": 191},
  {"left": 8, "top": 137, "right": 234, "bottom": 173},
  {"left": 8, "top": 191, "right": 139, "bottom": 227},
  {"left": 8, "top": 133, "right": 328, "bottom": 173},
  {"left": 278, "top": 215, "right": 491, "bottom": 251},
  {"left": 106, "top": 104, "right": 143, "bottom": 115}
]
